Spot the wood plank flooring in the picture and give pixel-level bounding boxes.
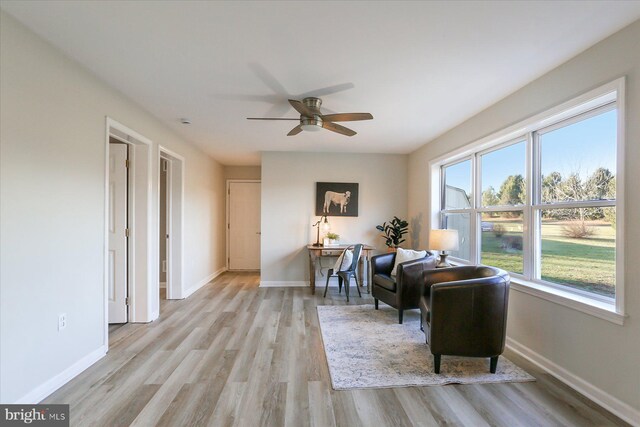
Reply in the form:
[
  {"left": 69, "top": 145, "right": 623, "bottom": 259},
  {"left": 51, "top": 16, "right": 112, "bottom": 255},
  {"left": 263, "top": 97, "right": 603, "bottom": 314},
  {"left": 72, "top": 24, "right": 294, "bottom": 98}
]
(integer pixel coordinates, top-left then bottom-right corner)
[{"left": 43, "top": 272, "right": 630, "bottom": 426}]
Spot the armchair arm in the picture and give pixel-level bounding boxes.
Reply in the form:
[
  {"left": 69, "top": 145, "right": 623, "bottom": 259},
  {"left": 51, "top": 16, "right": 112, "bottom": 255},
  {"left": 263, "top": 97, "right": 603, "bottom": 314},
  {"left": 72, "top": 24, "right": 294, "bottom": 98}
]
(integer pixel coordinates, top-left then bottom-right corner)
[
  {"left": 371, "top": 252, "right": 395, "bottom": 276},
  {"left": 420, "top": 267, "right": 472, "bottom": 297},
  {"left": 396, "top": 253, "right": 437, "bottom": 306},
  {"left": 420, "top": 265, "right": 504, "bottom": 297}
]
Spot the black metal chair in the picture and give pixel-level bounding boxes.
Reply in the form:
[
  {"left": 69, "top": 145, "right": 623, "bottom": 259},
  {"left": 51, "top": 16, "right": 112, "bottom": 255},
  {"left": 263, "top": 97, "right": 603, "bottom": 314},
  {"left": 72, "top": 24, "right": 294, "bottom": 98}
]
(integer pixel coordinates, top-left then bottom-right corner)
[{"left": 323, "top": 244, "right": 363, "bottom": 302}]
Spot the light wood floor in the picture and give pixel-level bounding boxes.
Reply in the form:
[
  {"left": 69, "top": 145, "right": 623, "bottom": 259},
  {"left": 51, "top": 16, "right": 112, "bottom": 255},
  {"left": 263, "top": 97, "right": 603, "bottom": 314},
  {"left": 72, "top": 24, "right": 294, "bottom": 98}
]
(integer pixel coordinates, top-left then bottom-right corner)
[{"left": 44, "top": 272, "right": 630, "bottom": 426}]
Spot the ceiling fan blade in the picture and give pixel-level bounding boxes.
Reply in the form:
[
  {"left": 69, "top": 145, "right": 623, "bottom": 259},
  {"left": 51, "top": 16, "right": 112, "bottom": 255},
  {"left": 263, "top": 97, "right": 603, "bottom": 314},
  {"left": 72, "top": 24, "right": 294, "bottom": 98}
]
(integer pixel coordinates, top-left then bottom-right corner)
[
  {"left": 289, "top": 99, "right": 315, "bottom": 117},
  {"left": 287, "top": 125, "right": 303, "bottom": 136},
  {"left": 322, "top": 121, "right": 356, "bottom": 137},
  {"left": 248, "top": 63, "right": 289, "bottom": 96},
  {"left": 247, "top": 117, "right": 299, "bottom": 120},
  {"left": 300, "top": 82, "right": 355, "bottom": 98},
  {"left": 321, "top": 113, "right": 373, "bottom": 122}
]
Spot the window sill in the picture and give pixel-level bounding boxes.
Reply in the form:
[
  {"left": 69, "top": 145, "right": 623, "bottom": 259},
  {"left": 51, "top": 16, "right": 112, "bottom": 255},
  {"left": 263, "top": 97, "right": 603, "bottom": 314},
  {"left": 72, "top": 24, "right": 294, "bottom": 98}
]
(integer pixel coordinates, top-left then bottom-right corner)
[
  {"left": 510, "top": 278, "right": 626, "bottom": 325},
  {"left": 447, "top": 259, "right": 625, "bottom": 325}
]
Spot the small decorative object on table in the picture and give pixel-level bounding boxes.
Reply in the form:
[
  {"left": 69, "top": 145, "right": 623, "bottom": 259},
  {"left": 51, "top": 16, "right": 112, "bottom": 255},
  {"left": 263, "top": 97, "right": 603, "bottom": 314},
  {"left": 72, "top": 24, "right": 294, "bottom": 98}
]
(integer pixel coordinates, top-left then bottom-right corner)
[
  {"left": 323, "top": 232, "right": 340, "bottom": 247},
  {"left": 376, "top": 216, "right": 409, "bottom": 251}
]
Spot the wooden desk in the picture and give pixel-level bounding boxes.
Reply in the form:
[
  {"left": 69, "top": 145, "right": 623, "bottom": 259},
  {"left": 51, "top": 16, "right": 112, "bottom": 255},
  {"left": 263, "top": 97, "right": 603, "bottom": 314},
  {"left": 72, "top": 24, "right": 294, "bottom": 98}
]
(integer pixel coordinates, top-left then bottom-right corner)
[{"left": 306, "top": 244, "right": 375, "bottom": 294}]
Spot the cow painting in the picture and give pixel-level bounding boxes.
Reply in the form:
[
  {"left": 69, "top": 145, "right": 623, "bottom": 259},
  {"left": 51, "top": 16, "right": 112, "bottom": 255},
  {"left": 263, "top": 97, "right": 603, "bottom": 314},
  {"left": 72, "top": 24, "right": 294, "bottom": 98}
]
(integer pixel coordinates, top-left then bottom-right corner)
[
  {"left": 315, "top": 182, "right": 358, "bottom": 216},
  {"left": 324, "top": 191, "right": 351, "bottom": 213}
]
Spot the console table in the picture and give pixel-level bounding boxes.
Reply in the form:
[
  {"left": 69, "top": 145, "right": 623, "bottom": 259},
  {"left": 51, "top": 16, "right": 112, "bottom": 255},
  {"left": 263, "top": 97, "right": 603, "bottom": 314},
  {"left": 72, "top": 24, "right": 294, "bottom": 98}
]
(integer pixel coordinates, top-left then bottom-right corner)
[{"left": 306, "top": 244, "right": 375, "bottom": 294}]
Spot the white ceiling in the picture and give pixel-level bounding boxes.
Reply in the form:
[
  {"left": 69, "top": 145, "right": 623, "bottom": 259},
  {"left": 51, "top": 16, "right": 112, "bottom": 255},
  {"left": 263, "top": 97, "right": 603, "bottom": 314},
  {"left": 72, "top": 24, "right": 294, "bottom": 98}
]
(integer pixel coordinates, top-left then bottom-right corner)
[{"left": 2, "top": 1, "right": 640, "bottom": 165}]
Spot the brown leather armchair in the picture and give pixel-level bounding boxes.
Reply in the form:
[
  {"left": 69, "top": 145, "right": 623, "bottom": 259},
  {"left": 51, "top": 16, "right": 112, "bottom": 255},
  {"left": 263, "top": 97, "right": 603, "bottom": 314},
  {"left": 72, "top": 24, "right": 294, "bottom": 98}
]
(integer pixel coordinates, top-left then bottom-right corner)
[
  {"left": 372, "top": 251, "right": 437, "bottom": 324},
  {"left": 419, "top": 266, "right": 510, "bottom": 373}
]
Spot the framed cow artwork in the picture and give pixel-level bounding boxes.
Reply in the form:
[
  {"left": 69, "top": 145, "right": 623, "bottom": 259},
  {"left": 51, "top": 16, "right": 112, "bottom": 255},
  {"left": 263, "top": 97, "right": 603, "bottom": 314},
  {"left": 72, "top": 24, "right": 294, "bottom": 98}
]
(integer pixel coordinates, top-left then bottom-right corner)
[{"left": 315, "top": 182, "right": 359, "bottom": 217}]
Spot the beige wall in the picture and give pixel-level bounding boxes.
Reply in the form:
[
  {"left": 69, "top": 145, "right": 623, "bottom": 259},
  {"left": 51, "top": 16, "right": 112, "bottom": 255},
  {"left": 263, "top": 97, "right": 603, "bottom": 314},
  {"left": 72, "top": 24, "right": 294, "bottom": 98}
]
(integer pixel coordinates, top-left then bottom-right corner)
[
  {"left": 408, "top": 20, "right": 640, "bottom": 414},
  {"left": 0, "top": 11, "right": 226, "bottom": 403},
  {"left": 261, "top": 152, "right": 409, "bottom": 284},
  {"left": 224, "top": 165, "right": 261, "bottom": 181}
]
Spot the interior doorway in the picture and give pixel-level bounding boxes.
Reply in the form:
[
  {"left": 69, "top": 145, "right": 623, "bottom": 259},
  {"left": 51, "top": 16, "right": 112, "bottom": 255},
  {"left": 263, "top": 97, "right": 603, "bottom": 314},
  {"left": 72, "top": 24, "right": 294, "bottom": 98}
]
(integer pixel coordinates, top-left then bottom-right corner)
[
  {"left": 159, "top": 157, "right": 168, "bottom": 300},
  {"left": 108, "top": 140, "right": 129, "bottom": 324},
  {"left": 227, "top": 180, "right": 261, "bottom": 270},
  {"left": 158, "top": 147, "right": 184, "bottom": 301},
  {"left": 104, "top": 118, "right": 154, "bottom": 347}
]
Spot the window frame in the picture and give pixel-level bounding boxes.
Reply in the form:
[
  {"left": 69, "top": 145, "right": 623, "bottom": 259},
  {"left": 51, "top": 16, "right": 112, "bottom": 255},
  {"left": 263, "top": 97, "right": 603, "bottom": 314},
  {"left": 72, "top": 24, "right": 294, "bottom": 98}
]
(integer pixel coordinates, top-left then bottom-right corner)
[{"left": 430, "top": 78, "right": 625, "bottom": 324}]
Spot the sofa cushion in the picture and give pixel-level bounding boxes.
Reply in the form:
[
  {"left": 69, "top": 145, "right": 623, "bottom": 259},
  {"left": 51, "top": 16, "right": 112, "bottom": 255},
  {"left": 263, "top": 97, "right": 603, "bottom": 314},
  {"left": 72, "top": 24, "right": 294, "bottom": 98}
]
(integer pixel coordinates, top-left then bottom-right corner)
[
  {"left": 391, "top": 248, "right": 427, "bottom": 276},
  {"left": 333, "top": 249, "right": 353, "bottom": 272},
  {"left": 373, "top": 273, "right": 396, "bottom": 292}
]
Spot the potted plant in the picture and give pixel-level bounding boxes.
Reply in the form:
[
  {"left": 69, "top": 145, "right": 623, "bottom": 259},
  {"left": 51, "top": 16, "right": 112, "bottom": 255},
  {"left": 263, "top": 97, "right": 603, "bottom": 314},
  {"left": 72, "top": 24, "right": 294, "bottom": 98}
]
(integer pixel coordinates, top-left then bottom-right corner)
[
  {"left": 324, "top": 232, "right": 340, "bottom": 246},
  {"left": 376, "top": 216, "right": 409, "bottom": 251}
]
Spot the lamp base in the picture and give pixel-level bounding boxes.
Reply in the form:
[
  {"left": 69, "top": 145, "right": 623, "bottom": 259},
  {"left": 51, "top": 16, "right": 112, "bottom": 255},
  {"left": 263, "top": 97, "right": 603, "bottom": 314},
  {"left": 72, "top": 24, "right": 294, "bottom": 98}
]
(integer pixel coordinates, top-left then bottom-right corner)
[{"left": 436, "top": 252, "right": 452, "bottom": 268}]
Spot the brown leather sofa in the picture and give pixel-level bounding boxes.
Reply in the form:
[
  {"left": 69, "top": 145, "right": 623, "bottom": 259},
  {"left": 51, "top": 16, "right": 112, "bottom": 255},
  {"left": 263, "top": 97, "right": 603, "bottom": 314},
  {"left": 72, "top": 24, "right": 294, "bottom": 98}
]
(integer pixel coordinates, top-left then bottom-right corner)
[
  {"left": 371, "top": 251, "right": 437, "bottom": 324},
  {"left": 419, "top": 266, "right": 510, "bottom": 373}
]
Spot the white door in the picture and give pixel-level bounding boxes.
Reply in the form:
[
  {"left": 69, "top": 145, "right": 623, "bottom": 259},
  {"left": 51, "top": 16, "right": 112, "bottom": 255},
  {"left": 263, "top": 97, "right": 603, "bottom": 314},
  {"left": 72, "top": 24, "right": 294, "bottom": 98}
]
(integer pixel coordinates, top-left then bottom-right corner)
[
  {"left": 229, "top": 182, "right": 261, "bottom": 270},
  {"left": 109, "top": 143, "right": 128, "bottom": 323}
]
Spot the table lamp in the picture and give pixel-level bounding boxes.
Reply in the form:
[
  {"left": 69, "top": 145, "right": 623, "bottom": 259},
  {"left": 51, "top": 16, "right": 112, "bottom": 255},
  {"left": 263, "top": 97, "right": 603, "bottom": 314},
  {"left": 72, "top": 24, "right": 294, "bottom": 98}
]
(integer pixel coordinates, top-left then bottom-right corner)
[
  {"left": 429, "top": 229, "right": 459, "bottom": 268},
  {"left": 312, "top": 215, "right": 330, "bottom": 247}
]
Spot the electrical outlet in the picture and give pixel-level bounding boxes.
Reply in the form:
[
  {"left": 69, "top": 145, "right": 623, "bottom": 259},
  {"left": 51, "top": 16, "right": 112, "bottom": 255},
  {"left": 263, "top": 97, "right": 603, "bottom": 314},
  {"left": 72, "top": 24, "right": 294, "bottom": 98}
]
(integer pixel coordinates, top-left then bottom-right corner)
[{"left": 58, "top": 313, "right": 67, "bottom": 331}]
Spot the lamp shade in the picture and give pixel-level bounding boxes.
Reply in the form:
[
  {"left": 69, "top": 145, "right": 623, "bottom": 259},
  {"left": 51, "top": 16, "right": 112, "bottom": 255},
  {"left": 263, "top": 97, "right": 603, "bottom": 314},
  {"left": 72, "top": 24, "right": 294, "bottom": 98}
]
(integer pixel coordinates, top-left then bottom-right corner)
[
  {"left": 429, "top": 229, "right": 459, "bottom": 251},
  {"left": 321, "top": 217, "right": 331, "bottom": 233}
]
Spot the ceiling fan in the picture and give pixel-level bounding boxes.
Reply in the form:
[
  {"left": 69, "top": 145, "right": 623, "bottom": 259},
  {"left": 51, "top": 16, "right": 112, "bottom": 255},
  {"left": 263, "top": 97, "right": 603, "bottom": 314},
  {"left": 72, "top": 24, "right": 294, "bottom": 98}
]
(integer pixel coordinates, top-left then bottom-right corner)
[{"left": 247, "top": 97, "right": 373, "bottom": 136}]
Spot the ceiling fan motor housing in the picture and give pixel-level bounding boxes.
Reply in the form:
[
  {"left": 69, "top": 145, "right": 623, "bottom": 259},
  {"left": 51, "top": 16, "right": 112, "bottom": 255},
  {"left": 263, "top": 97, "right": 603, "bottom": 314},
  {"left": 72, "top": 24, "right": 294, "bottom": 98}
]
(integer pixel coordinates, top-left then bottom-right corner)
[
  {"left": 302, "top": 97, "right": 322, "bottom": 113},
  {"left": 300, "top": 97, "right": 323, "bottom": 130}
]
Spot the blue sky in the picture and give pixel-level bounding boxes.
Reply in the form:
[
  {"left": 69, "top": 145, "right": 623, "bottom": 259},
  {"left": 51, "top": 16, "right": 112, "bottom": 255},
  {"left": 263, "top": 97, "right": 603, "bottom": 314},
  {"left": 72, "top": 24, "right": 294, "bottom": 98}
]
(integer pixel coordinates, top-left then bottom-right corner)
[{"left": 445, "top": 109, "right": 617, "bottom": 194}]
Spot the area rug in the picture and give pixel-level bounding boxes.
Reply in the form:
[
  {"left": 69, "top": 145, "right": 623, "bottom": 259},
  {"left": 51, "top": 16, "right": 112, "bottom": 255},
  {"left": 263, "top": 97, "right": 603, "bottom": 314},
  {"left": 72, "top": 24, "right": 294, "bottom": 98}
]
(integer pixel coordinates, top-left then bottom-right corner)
[{"left": 317, "top": 304, "right": 535, "bottom": 390}]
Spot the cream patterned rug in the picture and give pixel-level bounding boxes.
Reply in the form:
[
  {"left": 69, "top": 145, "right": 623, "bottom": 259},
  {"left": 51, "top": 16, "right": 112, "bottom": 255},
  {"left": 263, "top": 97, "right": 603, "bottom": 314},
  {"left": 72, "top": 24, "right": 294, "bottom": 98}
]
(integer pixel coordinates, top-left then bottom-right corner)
[{"left": 317, "top": 304, "right": 535, "bottom": 390}]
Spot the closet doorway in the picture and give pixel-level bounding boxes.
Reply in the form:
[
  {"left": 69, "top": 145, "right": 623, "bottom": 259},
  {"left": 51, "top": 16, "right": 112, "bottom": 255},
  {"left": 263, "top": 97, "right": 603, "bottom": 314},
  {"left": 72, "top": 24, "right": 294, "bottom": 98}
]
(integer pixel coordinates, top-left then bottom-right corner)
[
  {"left": 227, "top": 180, "right": 261, "bottom": 270},
  {"left": 158, "top": 147, "right": 184, "bottom": 301}
]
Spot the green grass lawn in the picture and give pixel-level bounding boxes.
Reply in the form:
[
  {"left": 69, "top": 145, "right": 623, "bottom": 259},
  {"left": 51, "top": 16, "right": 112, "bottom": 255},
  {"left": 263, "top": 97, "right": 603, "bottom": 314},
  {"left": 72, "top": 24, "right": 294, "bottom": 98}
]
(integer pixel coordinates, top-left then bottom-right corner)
[{"left": 481, "top": 219, "right": 615, "bottom": 298}]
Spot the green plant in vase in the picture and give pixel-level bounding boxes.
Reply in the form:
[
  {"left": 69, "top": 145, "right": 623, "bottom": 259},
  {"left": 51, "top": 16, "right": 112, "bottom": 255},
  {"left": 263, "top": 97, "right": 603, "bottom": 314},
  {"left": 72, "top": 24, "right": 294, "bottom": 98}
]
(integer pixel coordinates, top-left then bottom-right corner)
[
  {"left": 376, "top": 216, "right": 409, "bottom": 250},
  {"left": 324, "top": 232, "right": 340, "bottom": 246}
]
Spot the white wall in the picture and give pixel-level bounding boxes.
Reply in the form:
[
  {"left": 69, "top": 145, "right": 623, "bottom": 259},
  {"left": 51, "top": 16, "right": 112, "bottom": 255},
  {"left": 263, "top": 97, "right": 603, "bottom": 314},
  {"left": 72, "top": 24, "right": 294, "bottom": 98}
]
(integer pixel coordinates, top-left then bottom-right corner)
[
  {"left": 261, "top": 152, "right": 408, "bottom": 284},
  {"left": 408, "top": 20, "right": 640, "bottom": 418},
  {"left": 0, "top": 11, "right": 226, "bottom": 403}
]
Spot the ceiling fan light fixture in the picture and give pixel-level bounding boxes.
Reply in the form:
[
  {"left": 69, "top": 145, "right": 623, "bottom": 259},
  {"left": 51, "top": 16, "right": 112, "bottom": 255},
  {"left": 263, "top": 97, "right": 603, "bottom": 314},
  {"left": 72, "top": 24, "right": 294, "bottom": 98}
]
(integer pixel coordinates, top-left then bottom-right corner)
[
  {"left": 301, "top": 117, "right": 323, "bottom": 132},
  {"left": 301, "top": 124, "right": 322, "bottom": 132}
]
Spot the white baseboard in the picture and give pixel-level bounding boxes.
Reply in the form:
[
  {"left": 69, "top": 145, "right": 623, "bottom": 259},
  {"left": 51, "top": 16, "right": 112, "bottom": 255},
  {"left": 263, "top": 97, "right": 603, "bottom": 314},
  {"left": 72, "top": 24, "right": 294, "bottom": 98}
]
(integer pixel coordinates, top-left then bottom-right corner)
[
  {"left": 506, "top": 337, "right": 639, "bottom": 426},
  {"left": 183, "top": 267, "right": 227, "bottom": 298},
  {"left": 14, "top": 345, "right": 107, "bottom": 404},
  {"left": 259, "top": 281, "right": 309, "bottom": 287}
]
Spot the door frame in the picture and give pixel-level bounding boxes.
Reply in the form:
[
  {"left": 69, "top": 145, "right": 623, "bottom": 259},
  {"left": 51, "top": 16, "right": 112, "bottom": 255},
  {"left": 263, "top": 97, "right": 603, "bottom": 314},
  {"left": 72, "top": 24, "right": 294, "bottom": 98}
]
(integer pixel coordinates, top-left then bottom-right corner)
[
  {"left": 158, "top": 146, "right": 185, "bottom": 301},
  {"left": 226, "top": 179, "right": 261, "bottom": 271},
  {"left": 104, "top": 117, "right": 155, "bottom": 349}
]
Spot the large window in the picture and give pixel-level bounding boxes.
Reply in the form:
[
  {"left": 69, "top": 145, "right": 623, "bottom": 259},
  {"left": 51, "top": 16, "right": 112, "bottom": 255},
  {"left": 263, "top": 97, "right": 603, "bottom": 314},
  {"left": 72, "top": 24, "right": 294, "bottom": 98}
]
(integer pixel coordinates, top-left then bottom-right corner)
[{"left": 436, "top": 81, "right": 623, "bottom": 319}]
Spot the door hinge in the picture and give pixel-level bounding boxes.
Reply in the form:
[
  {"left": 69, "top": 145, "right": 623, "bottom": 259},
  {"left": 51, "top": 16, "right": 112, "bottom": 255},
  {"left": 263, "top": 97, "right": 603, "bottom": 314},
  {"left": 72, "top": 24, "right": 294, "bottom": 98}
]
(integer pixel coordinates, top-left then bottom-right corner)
[
  {"left": 125, "top": 228, "right": 129, "bottom": 238},
  {"left": 125, "top": 159, "right": 130, "bottom": 168},
  {"left": 125, "top": 297, "right": 129, "bottom": 306},
  {"left": 228, "top": 223, "right": 230, "bottom": 229}
]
